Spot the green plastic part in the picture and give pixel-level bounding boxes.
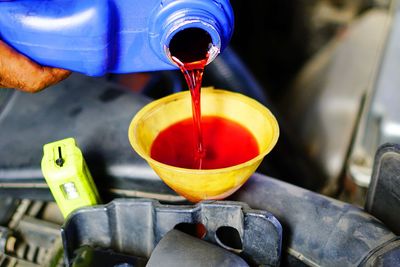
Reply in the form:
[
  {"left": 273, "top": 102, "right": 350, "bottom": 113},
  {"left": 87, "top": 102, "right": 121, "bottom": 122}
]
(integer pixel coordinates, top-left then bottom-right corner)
[{"left": 41, "top": 138, "right": 101, "bottom": 218}]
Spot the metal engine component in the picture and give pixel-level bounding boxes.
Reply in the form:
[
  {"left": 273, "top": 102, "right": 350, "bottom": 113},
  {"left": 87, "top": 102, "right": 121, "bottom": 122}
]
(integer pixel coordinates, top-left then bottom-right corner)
[
  {"left": 280, "top": 9, "right": 391, "bottom": 194},
  {"left": 349, "top": 2, "right": 400, "bottom": 188},
  {"left": 62, "top": 199, "right": 282, "bottom": 266},
  {"left": 0, "top": 200, "right": 64, "bottom": 267}
]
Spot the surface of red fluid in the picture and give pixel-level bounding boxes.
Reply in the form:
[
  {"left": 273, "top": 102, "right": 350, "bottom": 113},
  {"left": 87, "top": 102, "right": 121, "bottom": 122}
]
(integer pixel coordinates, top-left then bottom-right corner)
[{"left": 151, "top": 116, "right": 259, "bottom": 169}]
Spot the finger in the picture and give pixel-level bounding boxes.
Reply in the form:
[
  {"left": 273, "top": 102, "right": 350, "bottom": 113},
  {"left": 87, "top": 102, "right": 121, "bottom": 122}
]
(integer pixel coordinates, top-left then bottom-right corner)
[
  {"left": 9, "top": 66, "right": 71, "bottom": 93},
  {"left": 49, "top": 68, "right": 72, "bottom": 82},
  {"left": 0, "top": 40, "right": 71, "bottom": 92},
  {"left": 34, "top": 67, "right": 71, "bottom": 91}
]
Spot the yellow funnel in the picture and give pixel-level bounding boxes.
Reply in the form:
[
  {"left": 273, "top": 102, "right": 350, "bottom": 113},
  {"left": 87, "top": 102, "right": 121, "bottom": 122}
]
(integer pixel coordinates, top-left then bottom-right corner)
[{"left": 129, "top": 88, "right": 279, "bottom": 202}]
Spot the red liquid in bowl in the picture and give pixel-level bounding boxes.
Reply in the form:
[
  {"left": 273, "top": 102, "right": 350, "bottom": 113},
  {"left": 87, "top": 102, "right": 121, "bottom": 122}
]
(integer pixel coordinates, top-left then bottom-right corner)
[{"left": 151, "top": 116, "right": 259, "bottom": 169}]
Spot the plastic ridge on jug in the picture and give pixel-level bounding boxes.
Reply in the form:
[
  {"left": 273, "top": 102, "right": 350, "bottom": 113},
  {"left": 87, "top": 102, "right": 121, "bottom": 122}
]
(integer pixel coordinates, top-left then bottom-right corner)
[{"left": 0, "top": 0, "right": 234, "bottom": 76}]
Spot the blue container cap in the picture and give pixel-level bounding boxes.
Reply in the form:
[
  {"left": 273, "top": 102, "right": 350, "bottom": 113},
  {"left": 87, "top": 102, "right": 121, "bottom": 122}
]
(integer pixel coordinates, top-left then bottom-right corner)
[{"left": 149, "top": 0, "right": 234, "bottom": 66}]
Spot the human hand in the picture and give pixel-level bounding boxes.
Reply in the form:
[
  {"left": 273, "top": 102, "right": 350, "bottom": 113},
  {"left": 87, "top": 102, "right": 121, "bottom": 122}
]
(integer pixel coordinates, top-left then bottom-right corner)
[{"left": 0, "top": 40, "right": 71, "bottom": 93}]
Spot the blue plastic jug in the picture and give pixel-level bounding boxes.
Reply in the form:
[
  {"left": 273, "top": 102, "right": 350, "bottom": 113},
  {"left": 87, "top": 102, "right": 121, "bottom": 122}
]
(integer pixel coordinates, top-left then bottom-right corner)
[{"left": 0, "top": 0, "right": 234, "bottom": 76}]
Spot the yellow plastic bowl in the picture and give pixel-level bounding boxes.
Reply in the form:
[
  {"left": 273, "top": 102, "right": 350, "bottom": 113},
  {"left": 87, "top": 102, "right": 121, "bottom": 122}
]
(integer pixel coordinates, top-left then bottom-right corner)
[{"left": 128, "top": 88, "right": 279, "bottom": 202}]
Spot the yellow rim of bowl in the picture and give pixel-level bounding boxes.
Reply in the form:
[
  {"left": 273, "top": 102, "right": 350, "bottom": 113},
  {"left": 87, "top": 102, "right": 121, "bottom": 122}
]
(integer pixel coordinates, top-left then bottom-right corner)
[{"left": 128, "top": 88, "right": 280, "bottom": 174}]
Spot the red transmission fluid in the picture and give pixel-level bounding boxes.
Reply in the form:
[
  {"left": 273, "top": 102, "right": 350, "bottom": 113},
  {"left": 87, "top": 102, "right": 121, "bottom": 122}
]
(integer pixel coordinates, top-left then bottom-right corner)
[
  {"left": 151, "top": 116, "right": 259, "bottom": 169},
  {"left": 169, "top": 28, "right": 213, "bottom": 168}
]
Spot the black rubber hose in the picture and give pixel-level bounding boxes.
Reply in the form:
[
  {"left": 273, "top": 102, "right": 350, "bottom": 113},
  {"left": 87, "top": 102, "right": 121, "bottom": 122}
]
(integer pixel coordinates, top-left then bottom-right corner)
[{"left": 231, "top": 173, "right": 400, "bottom": 267}]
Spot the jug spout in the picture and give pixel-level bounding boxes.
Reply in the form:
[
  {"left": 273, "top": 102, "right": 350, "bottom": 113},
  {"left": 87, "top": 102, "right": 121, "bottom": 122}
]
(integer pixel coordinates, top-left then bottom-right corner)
[{"left": 150, "top": 0, "right": 234, "bottom": 67}]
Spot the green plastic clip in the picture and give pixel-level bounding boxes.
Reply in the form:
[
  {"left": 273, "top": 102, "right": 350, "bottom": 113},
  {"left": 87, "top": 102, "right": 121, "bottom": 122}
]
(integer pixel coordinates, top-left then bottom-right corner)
[{"left": 41, "top": 138, "right": 101, "bottom": 218}]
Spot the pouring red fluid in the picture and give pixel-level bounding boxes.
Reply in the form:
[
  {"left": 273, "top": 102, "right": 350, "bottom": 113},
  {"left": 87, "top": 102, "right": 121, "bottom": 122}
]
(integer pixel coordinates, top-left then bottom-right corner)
[
  {"left": 151, "top": 28, "right": 259, "bottom": 169},
  {"left": 171, "top": 55, "right": 207, "bottom": 168}
]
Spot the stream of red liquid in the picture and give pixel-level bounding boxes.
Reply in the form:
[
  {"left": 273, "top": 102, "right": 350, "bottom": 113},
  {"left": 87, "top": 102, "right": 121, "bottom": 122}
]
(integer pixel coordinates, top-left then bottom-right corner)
[{"left": 171, "top": 56, "right": 208, "bottom": 168}]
